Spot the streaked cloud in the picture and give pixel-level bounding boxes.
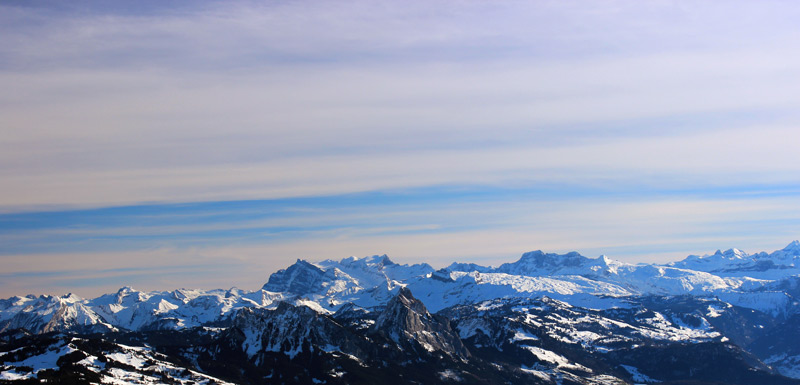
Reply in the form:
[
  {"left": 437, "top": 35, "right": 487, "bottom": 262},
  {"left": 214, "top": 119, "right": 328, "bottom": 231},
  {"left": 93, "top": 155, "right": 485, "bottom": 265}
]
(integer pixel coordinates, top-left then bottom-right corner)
[
  {"left": 1, "top": 0, "right": 799, "bottom": 297},
  {"left": 2, "top": 186, "right": 799, "bottom": 297}
]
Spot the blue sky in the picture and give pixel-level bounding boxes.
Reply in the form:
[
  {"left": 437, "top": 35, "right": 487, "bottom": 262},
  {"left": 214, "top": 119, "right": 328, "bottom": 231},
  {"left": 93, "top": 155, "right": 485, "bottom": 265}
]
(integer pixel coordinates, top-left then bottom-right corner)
[{"left": 2, "top": 0, "right": 800, "bottom": 297}]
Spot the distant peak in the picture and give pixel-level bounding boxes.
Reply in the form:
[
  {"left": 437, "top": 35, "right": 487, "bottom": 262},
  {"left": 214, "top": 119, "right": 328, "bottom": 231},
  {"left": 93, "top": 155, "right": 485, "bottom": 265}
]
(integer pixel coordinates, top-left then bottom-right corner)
[
  {"left": 117, "top": 286, "right": 136, "bottom": 294},
  {"left": 261, "top": 259, "right": 326, "bottom": 293},
  {"left": 517, "top": 250, "right": 587, "bottom": 265},
  {"left": 722, "top": 248, "right": 747, "bottom": 258},
  {"left": 710, "top": 248, "right": 745, "bottom": 257},
  {"left": 295, "top": 258, "right": 314, "bottom": 266},
  {"left": 784, "top": 240, "right": 800, "bottom": 251},
  {"left": 340, "top": 254, "right": 395, "bottom": 267},
  {"left": 445, "top": 262, "right": 492, "bottom": 273},
  {"left": 367, "top": 254, "right": 395, "bottom": 266},
  {"left": 520, "top": 250, "right": 545, "bottom": 258},
  {"left": 379, "top": 254, "right": 395, "bottom": 266},
  {"left": 61, "top": 293, "right": 80, "bottom": 301},
  {"left": 291, "top": 259, "right": 325, "bottom": 273},
  {"left": 496, "top": 249, "right": 592, "bottom": 275}
]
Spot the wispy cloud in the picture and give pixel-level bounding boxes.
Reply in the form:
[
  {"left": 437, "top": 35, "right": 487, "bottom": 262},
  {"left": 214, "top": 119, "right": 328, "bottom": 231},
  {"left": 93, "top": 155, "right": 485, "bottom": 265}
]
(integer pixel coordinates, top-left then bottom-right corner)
[
  {"left": 1, "top": 1, "right": 799, "bottom": 297},
  {"left": 2, "top": 185, "right": 799, "bottom": 297}
]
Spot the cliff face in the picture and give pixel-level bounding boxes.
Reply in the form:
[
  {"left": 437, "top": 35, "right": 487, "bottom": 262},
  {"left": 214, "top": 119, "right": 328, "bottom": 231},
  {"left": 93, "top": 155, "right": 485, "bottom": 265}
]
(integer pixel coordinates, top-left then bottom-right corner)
[{"left": 370, "top": 287, "right": 470, "bottom": 358}]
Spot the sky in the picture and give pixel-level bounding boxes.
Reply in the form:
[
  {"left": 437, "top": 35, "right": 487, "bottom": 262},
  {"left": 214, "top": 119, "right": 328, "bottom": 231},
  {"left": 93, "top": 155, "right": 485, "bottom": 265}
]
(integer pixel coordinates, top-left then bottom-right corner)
[{"left": 2, "top": 0, "right": 800, "bottom": 298}]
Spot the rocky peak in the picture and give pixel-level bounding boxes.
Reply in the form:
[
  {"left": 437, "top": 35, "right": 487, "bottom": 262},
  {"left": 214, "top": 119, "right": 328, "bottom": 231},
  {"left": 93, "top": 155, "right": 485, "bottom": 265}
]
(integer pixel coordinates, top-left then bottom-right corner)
[
  {"left": 393, "top": 287, "right": 428, "bottom": 314},
  {"left": 233, "top": 302, "right": 326, "bottom": 339},
  {"left": 370, "top": 287, "right": 469, "bottom": 357},
  {"left": 230, "top": 301, "right": 370, "bottom": 361}
]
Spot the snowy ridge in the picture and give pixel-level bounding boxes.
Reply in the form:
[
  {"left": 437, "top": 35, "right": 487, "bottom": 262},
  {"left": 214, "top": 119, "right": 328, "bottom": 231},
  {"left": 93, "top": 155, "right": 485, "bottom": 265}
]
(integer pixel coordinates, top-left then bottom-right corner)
[
  {"left": 0, "top": 334, "right": 233, "bottom": 384},
  {"left": 3, "top": 242, "right": 800, "bottom": 333},
  {"left": 4, "top": 242, "right": 800, "bottom": 384},
  {"left": 254, "top": 242, "right": 800, "bottom": 315},
  {"left": 670, "top": 241, "right": 800, "bottom": 278},
  {"left": 1, "top": 286, "right": 286, "bottom": 334}
]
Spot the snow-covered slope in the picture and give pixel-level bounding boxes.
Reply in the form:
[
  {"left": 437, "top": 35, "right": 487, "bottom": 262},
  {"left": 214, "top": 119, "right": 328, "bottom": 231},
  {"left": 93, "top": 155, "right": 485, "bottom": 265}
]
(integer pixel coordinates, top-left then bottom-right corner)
[
  {"left": 4, "top": 243, "right": 800, "bottom": 385},
  {"left": 256, "top": 241, "right": 799, "bottom": 314},
  {"left": 0, "top": 333, "right": 234, "bottom": 384},
  {"left": 263, "top": 255, "right": 434, "bottom": 310},
  {"left": 0, "top": 294, "right": 114, "bottom": 335},
  {"left": 3, "top": 242, "right": 800, "bottom": 333},
  {"left": 670, "top": 241, "right": 800, "bottom": 278},
  {"left": 5, "top": 290, "right": 794, "bottom": 385},
  {"left": 1, "top": 287, "right": 286, "bottom": 334}
]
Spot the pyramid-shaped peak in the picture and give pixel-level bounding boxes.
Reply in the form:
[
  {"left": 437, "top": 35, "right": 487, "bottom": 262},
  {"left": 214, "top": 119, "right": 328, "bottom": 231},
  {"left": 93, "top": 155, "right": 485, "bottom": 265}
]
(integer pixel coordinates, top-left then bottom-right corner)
[
  {"left": 262, "top": 259, "right": 326, "bottom": 293},
  {"left": 783, "top": 240, "right": 800, "bottom": 252},
  {"left": 597, "top": 254, "right": 616, "bottom": 265},
  {"left": 370, "top": 287, "right": 469, "bottom": 357},
  {"left": 388, "top": 286, "right": 426, "bottom": 314},
  {"left": 396, "top": 286, "right": 415, "bottom": 301}
]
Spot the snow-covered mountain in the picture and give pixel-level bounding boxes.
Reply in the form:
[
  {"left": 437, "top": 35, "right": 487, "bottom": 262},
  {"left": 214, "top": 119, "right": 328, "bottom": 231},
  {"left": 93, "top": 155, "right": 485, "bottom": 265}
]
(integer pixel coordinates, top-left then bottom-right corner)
[
  {"left": 4, "top": 242, "right": 800, "bottom": 384},
  {"left": 670, "top": 241, "right": 800, "bottom": 278},
  {"left": 4, "top": 242, "right": 800, "bottom": 334},
  {"left": 0, "top": 286, "right": 285, "bottom": 335},
  {"left": 0, "top": 331, "right": 234, "bottom": 384}
]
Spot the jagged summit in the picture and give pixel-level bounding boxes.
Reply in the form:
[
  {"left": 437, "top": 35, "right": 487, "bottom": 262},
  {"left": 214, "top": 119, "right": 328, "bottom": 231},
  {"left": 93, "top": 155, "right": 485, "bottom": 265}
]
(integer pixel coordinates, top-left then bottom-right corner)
[
  {"left": 370, "top": 287, "right": 469, "bottom": 358},
  {"left": 391, "top": 287, "right": 426, "bottom": 313},
  {"left": 374, "top": 286, "right": 429, "bottom": 326}
]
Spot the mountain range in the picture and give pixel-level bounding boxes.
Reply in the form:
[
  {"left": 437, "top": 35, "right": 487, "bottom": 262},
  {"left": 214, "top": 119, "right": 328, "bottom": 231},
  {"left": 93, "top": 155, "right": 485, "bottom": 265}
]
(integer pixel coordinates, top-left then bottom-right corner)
[{"left": 3, "top": 241, "right": 800, "bottom": 384}]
